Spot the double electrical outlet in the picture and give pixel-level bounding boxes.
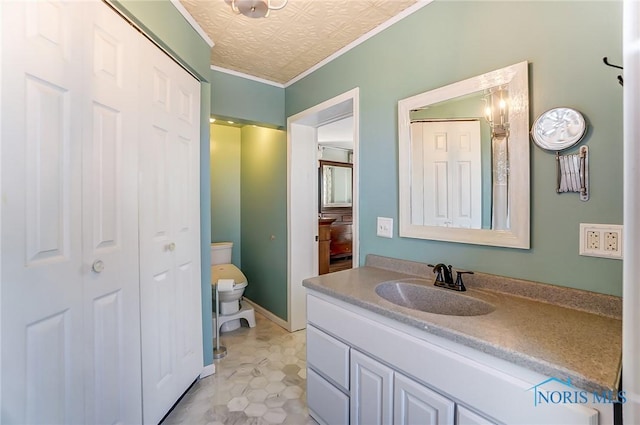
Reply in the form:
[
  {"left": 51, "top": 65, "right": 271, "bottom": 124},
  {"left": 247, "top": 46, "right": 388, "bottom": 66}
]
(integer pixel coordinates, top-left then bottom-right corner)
[{"left": 579, "top": 223, "right": 623, "bottom": 259}]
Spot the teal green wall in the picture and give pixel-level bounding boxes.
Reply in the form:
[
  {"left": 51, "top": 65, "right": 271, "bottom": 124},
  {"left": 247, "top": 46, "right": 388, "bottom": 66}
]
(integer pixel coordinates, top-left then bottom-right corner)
[
  {"left": 211, "top": 70, "right": 285, "bottom": 128},
  {"left": 286, "top": 1, "right": 623, "bottom": 296},
  {"left": 240, "top": 126, "right": 288, "bottom": 319},
  {"left": 111, "top": 0, "right": 214, "bottom": 364},
  {"left": 111, "top": 0, "right": 211, "bottom": 79},
  {"left": 211, "top": 124, "right": 242, "bottom": 266}
]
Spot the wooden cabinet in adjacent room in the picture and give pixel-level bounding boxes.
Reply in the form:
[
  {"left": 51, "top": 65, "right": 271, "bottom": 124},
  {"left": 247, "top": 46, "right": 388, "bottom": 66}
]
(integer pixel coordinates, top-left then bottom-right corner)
[
  {"left": 320, "top": 211, "right": 353, "bottom": 273},
  {"left": 318, "top": 218, "right": 336, "bottom": 275}
]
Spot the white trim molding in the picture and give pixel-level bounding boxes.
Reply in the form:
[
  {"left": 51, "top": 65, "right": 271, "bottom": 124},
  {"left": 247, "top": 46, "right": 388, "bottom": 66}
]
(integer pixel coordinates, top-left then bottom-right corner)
[
  {"left": 199, "top": 364, "right": 215, "bottom": 379},
  {"left": 210, "top": 65, "right": 285, "bottom": 88},
  {"left": 623, "top": 0, "right": 640, "bottom": 423},
  {"left": 286, "top": 88, "right": 360, "bottom": 332}
]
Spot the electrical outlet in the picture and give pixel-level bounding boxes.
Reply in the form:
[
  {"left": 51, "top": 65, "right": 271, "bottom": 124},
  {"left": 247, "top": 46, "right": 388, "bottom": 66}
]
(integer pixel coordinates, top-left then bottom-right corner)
[
  {"left": 586, "top": 230, "right": 600, "bottom": 250},
  {"left": 579, "top": 223, "right": 623, "bottom": 259},
  {"left": 377, "top": 217, "right": 393, "bottom": 238},
  {"left": 604, "top": 231, "right": 619, "bottom": 252}
]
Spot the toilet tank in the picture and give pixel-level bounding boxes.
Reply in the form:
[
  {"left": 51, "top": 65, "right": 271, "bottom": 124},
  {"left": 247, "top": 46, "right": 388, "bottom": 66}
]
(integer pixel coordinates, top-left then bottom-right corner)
[{"left": 211, "top": 242, "right": 233, "bottom": 265}]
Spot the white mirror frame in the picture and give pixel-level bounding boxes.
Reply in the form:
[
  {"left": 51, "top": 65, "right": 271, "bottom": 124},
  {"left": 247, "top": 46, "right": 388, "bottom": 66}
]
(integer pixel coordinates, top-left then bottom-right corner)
[{"left": 398, "top": 61, "right": 530, "bottom": 249}]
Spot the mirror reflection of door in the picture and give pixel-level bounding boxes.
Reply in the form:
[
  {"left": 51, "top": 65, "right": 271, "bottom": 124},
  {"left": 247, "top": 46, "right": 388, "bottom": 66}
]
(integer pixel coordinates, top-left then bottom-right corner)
[{"left": 410, "top": 120, "right": 482, "bottom": 229}]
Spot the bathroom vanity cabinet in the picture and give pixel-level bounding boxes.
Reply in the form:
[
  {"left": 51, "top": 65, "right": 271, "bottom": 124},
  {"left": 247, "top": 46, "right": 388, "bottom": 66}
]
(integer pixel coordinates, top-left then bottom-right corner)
[{"left": 306, "top": 291, "right": 607, "bottom": 425}]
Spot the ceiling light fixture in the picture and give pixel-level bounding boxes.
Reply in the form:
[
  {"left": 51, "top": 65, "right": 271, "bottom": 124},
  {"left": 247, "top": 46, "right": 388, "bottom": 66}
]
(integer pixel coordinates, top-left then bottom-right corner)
[{"left": 224, "top": 0, "right": 288, "bottom": 18}]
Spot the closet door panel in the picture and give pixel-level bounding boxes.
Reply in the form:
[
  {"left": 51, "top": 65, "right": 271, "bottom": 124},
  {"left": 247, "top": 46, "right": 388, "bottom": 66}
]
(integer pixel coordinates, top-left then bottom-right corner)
[
  {"left": 140, "top": 60, "right": 180, "bottom": 423},
  {"left": 171, "top": 127, "right": 200, "bottom": 369},
  {"left": 139, "top": 38, "right": 202, "bottom": 424},
  {"left": 172, "top": 69, "right": 203, "bottom": 394},
  {"left": 1, "top": 2, "right": 84, "bottom": 423},
  {"left": 81, "top": 3, "right": 142, "bottom": 424}
]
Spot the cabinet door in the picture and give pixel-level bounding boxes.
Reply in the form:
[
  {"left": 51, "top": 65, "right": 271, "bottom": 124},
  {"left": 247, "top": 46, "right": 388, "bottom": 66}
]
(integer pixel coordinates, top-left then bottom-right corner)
[
  {"left": 457, "top": 405, "right": 499, "bottom": 425},
  {"left": 351, "top": 349, "right": 394, "bottom": 425},
  {"left": 394, "top": 373, "right": 454, "bottom": 425}
]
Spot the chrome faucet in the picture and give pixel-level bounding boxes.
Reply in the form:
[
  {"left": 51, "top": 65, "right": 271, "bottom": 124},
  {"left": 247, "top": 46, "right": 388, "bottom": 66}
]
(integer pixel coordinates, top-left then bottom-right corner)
[{"left": 428, "top": 263, "right": 473, "bottom": 292}]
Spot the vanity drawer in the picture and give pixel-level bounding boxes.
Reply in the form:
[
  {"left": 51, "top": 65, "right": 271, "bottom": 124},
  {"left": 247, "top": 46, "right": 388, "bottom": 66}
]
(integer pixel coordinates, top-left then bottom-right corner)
[
  {"left": 307, "top": 368, "right": 350, "bottom": 425},
  {"left": 307, "top": 324, "right": 350, "bottom": 391}
]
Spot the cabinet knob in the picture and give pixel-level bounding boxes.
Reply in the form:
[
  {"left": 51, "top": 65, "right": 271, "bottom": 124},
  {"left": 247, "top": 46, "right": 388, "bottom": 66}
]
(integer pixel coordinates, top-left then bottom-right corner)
[
  {"left": 167, "top": 242, "right": 176, "bottom": 251},
  {"left": 91, "top": 259, "right": 105, "bottom": 273}
]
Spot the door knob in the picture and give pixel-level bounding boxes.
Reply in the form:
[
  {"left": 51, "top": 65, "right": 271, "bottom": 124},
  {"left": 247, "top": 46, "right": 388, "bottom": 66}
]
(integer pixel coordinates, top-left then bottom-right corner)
[
  {"left": 92, "top": 259, "right": 105, "bottom": 273},
  {"left": 167, "top": 242, "right": 176, "bottom": 251}
]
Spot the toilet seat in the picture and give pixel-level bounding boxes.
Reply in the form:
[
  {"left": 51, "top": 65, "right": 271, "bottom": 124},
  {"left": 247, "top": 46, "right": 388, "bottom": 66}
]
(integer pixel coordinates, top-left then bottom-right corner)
[{"left": 211, "top": 263, "right": 247, "bottom": 286}]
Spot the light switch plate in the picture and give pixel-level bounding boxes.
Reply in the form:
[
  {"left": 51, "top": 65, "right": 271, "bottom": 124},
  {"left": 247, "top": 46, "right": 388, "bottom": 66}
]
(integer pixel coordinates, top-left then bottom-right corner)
[
  {"left": 377, "top": 217, "right": 393, "bottom": 238},
  {"left": 579, "top": 223, "right": 623, "bottom": 259}
]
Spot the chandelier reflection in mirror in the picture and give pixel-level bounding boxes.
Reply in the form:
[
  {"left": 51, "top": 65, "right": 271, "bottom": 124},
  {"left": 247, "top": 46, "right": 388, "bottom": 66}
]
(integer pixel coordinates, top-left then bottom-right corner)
[
  {"left": 225, "top": 0, "right": 288, "bottom": 18},
  {"left": 483, "top": 86, "right": 510, "bottom": 230},
  {"left": 483, "top": 86, "right": 510, "bottom": 137}
]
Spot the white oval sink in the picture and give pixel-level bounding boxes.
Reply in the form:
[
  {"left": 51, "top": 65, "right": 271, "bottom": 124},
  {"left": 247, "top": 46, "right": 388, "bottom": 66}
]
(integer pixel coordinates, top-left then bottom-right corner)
[{"left": 375, "top": 279, "right": 495, "bottom": 316}]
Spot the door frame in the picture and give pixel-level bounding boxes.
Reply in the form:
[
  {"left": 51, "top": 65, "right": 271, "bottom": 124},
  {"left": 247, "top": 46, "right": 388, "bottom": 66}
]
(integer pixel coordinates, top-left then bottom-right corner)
[
  {"left": 286, "top": 88, "right": 360, "bottom": 331},
  {"left": 623, "top": 1, "right": 639, "bottom": 423}
]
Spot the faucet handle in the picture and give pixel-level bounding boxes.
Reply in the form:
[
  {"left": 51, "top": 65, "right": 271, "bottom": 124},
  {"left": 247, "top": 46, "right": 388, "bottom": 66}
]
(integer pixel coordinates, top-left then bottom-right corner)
[{"left": 453, "top": 270, "right": 474, "bottom": 292}]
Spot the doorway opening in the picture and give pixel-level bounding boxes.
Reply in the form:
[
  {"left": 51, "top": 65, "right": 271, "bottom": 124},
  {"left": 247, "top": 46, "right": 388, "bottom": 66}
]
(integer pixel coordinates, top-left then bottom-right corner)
[
  {"left": 318, "top": 118, "right": 354, "bottom": 275},
  {"left": 286, "top": 88, "right": 359, "bottom": 331}
]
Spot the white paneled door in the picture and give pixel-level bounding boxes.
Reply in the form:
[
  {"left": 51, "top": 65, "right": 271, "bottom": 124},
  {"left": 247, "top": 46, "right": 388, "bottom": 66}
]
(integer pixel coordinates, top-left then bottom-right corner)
[
  {"left": 1, "top": 1, "right": 204, "bottom": 423},
  {"left": 81, "top": 3, "right": 143, "bottom": 424},
  {"left": 1, "top": 2, "right": 85, "bottom": 423},
  {"left": 410, "top": 120, "right": 482, "bottom": 229},
  {"left": 1, "top": 1, "right": 143, "bottom": 423},
  {"left": 138, "top": 33, "right": 203, "bottom": 425}
]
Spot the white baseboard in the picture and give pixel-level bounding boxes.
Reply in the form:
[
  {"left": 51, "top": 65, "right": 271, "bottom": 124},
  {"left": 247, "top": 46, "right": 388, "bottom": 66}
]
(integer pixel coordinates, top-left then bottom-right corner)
[
  {"left": 199, "top": 363, "right": 215, "bottom": 379},
  {"left": 243, "top": 297, "right": 291, "bottom": 331}
]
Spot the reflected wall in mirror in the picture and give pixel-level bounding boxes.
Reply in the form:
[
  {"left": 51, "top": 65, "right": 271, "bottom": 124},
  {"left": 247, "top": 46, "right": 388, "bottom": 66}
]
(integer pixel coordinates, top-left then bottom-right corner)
[
  {"left": 320, "top": 160, "right": 353, "bottom": 209},
  {"left": 398, "top": 61, "right": 530, "bottom": 248}
]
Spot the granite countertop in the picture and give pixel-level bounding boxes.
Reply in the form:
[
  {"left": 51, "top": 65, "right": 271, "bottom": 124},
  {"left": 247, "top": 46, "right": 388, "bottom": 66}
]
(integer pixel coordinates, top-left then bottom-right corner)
[{"left": 302, "top": 255, "right": 622, "bottom": 395}]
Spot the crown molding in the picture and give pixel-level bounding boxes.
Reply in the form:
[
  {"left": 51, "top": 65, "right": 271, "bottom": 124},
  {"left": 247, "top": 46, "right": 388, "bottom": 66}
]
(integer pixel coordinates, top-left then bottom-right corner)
[{"left": 210, "top": 65, "right": 285, "bottom": 88}]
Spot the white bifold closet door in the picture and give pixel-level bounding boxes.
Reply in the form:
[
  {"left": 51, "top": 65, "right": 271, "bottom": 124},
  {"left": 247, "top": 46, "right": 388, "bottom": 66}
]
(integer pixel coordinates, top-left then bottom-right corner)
[
  {"left": 1, "top": 1, "right": 142, "bottom": 424},
  {"left": 138, "top": 29, "right": 204, "bottom": 425},
  {"left": 1, "top": 1, "right": 203, "bottom": 424}
]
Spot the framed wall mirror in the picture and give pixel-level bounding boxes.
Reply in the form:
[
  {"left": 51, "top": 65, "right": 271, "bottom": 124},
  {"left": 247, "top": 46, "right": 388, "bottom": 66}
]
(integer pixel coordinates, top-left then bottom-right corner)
[
  {"left": 397, "top": 61, "right": 530, "bottom": 248},
  {"left": 319, "top": 160, "right": 353, "bottom": 209}
]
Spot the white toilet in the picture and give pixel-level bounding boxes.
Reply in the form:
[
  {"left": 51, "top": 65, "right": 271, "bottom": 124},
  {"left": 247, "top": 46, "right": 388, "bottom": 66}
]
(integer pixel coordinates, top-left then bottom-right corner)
[{"left": 211, "top": 242, "right": 256, "bottom": 333}]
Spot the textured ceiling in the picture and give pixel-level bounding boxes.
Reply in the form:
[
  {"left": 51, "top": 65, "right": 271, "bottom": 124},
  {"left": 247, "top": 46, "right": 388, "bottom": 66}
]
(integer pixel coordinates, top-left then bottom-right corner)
[{"left": 179, "top": 0, "right": 419, "bottom": 84}]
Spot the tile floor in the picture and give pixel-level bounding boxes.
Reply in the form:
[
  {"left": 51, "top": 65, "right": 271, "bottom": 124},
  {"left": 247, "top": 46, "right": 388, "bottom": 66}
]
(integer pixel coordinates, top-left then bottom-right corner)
[{"left": 162, "top": 313, "right": 318, "bottom": 425}]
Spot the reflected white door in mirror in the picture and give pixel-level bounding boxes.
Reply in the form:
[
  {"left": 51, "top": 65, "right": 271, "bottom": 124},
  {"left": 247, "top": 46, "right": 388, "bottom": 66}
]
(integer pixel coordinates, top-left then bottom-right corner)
[
  {"left": 410, "top": 120, "right": 482, "bottom": 228},
  {"left": 398, "top": 61, "right": 530, "bottom": 248}
]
